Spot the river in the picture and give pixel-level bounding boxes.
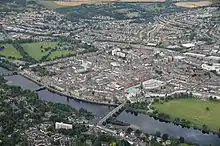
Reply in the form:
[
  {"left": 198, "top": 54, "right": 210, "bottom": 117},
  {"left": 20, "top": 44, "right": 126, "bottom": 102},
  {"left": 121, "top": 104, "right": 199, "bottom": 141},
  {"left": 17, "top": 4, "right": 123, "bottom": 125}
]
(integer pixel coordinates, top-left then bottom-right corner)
[{"left": 1, "top": 67, "right": 219, "bottom": 146}]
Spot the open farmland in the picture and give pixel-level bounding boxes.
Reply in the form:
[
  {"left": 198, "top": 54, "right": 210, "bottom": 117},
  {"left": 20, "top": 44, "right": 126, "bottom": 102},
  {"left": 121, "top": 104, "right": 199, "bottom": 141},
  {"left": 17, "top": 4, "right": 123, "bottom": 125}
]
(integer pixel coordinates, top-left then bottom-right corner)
[
  {"left": 22, "top": 42, "right": 58, "bottom": 60},
  {"left": 175, "top": 1, "right": 212, "bottom": 8},
  {"left": 54, "top": 1, "right": 88, "bottom": 6},
  {"left": 52, "top": 0, "right": 166, "bottom": 7},
  {"left": 115, "top": 0, "right": 165, "bottom": 2},
  {"left": 0, "top": 44, "right": 22, "bottom": 59},
  {"left": 152, "top": 99, "right": 220, "bottom": 132}
]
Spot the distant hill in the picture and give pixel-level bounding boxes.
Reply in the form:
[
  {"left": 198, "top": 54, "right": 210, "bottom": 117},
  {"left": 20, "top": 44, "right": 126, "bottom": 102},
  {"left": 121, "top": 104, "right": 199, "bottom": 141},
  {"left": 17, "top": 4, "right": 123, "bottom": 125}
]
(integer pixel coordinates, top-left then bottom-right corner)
[{"left": 0, "top": 0, "right": 13, "bottom": 3}]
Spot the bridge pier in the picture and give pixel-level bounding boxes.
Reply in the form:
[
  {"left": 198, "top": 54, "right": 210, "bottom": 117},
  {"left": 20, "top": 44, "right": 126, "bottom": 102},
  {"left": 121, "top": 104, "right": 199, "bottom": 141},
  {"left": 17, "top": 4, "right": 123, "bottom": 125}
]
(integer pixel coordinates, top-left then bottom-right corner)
[{"left": 35, "top": 86, "right": 46, "bottom": 92}]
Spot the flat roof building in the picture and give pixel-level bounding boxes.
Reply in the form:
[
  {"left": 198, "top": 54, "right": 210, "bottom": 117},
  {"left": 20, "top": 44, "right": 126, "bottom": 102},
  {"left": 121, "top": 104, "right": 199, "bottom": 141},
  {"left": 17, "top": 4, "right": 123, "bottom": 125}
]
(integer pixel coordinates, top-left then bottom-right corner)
[{"left": 55, "top": 122, "right": 72, "bottom": 130}]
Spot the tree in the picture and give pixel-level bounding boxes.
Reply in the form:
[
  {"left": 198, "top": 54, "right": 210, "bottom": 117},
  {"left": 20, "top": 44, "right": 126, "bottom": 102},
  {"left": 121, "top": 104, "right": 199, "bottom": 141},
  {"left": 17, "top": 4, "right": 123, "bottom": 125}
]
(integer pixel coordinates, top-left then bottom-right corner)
[
  {"left": 155, "top": 131, "right": 161, "bottom": 137},
  {"left": 174, "top": 117, "right": 180, "bottom": 123},
  {"left": 126, "top": 127, "right": 133, "bottom": 135},
  {"left": 179, "top": 137, "right": 185, "bottom": 143},
  {"left": 154, "top": 98, "right": 159, "bottom": 103},
  {"left": 135, "top": 129, "right": 142, "bottom": 137},
  {"left": 206, "top": 107, "right": 210, "bottom": 111},
  {"left": 162, "top": 133, "right": 169, "bottom": 141},
  {"left": 92, "top": 91, "right": 95, "bottom": 96},
  {"left": 202, "top": 124, "right": 208, "bottom": 131},
  {"left": 140, "top": 82, "right": 143, "bottom": 90},
  {"left": 119, "top": 139, "right": 131, "bottom": 146},
  {"left": 181, "top": 119, "right": 186, "bottom": 124}
]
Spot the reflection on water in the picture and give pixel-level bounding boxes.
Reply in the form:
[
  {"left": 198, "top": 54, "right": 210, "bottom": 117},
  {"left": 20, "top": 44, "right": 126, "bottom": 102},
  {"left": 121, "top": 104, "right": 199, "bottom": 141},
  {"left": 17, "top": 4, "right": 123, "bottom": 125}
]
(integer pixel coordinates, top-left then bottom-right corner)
[
  {"left": 5, "top": 75, "right": 39, "bottom": 91},
  {"left": 38, "top": 90, "right": 114, "bottom": 117},
  {"left": 117, "top": 111, "right": 220, "bottom": 146},
  {"left": 0, "top": 67, "right": 11, "bottom": 75}
]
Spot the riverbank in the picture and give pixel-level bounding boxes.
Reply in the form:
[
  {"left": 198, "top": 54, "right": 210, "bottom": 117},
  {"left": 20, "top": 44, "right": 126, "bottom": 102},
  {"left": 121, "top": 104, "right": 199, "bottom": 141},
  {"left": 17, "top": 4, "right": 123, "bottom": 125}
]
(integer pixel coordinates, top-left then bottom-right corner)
[
  {"left": 18, "top": 71, "right": 118, "bottom": 107},
  {"left": 1, "top": 67, "right": 220, "bottom": 145}
]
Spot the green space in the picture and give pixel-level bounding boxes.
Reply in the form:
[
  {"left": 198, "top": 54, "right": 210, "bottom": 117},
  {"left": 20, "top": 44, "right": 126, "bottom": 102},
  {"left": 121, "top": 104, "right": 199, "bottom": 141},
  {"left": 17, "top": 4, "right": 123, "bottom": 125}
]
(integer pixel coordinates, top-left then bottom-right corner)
[
  {"left": 115, "top": 8, "right": 130, "bottom": 13},
  {"left": 0, "top": 44, "right": 22, "bottom": 59},
  {"left": 144, "top": 5, "right": 167, "bottom": 13},
  {"left": 126, "top": 12, "right": 139, "bottom": 18},
  {"left": 48, "top": 50, "right": 73, "bottom": 59},
  {"left": 21, "top": 42, "right": 58, "bottom": 60},
  {"left": 152, "top": 99, "right": 220, "bottom": 132},
  {"left": 178, "top": 144, "right": 194, "bottom": 146}
]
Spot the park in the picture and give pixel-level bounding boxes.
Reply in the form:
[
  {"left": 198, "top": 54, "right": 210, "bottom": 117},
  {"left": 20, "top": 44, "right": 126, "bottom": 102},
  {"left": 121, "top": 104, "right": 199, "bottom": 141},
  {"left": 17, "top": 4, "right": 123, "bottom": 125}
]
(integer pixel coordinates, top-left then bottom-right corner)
[
  {"left": 0, "top": 44, "right": 22, "bottom": 59},
  {"left": 152, "top": 98, "right": 220, "bottom": 133},
  {"left": 21, "top": 42, "right": 73, "bottom": 61}
]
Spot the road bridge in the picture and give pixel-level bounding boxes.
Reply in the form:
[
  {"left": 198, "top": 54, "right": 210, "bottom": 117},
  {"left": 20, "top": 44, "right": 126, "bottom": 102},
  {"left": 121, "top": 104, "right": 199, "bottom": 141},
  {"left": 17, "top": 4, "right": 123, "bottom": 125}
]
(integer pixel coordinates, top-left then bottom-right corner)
[
  {"left": 35, "top": 86, "right": 46, "bottom": 92},
  {"left": 98, "top": 102, "right": 126, "bottom": 125}
]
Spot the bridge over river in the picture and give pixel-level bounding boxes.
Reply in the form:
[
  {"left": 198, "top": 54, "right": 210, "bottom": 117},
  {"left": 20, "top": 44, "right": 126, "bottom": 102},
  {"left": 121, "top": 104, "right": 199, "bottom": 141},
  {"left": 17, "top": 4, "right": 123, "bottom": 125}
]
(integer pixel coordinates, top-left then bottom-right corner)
[{"left": 97, "top": 102, "right": 126, "bottom": 125}]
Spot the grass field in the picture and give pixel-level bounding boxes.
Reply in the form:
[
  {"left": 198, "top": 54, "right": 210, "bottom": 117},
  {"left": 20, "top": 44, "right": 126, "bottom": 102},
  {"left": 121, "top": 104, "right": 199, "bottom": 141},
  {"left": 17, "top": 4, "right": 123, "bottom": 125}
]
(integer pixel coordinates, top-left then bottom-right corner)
[
  {"left": 152, "top": 99, "right": 220, "bottom": 132},
  {"left": 175, "top": 1, "right": 212, "bottom": 8},
  {"left": 0, "top": 44, "right": 22, "bottom": 59},
  {"left": 22, "top": 42, "right": 58, "bottom": 60},
  {"left": 48, "top": 50, "right": 73, "bottom": 59}
]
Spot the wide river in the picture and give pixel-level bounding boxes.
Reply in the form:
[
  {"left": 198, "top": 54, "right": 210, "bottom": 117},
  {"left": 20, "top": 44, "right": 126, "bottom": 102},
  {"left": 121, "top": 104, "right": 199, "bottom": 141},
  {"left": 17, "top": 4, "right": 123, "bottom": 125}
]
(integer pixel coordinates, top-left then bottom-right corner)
[{"left": 1, "top": 67, "right": 219, "bottom": 146}]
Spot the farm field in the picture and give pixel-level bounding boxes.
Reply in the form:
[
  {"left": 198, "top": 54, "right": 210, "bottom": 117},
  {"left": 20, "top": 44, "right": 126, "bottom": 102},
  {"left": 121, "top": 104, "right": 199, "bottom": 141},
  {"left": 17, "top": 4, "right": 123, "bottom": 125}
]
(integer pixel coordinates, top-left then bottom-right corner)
[
  {"left": 54, "top": 1, "right": 88, "bottom": 6},
  {"left": 116, "top": 0, "right": 165, "bottom": 2},
  {"left": 46, "top": 0, "right": 166, "bottom": 7},
  {"left": 152, "top": 99, "right": 220, "bottom": 132},
  {"left": 21, "top": 42, "right": 58, "bottom": 60},
  {"left": 0, "top": 44, "right": 22, "bottom": 59},
  {"left": 48, "top": 50, "right": 73, "bottom": 59},
  {"left": 175, "top": 1, "right": 212, "bottom": 8}
]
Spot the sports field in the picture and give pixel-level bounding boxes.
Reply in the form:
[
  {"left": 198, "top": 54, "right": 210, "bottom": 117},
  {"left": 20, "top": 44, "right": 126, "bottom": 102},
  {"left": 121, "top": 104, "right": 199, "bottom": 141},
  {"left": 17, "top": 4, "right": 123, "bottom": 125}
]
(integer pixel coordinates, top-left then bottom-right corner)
[
  {"left": 0, "top": 44, "right": 22, "bottom": 59},
  {"left": 22, "top": 42, "right": 58, "bottom": 60},
  {"left": 152, "top": 99, "right": 220, "bottom": 132}
]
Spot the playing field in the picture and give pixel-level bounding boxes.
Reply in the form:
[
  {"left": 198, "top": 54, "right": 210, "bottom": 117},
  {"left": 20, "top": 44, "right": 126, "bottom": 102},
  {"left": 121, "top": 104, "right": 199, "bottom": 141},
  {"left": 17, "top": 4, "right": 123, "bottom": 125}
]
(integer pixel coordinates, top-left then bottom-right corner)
[
  {"left": 175, "top": 1, "right": 212, "bottom": 8},
  {"left": 22, "top": 42, "right": 58, "bottom": 60},
  {"left": 152, "top": 99, "right": 220, "bottom": 132},
  {"left": 48, "top": 50, "right": 73, "bottom": 59},
  {"left": 0, "top": 44, "right": 22, "bottom": 59}
]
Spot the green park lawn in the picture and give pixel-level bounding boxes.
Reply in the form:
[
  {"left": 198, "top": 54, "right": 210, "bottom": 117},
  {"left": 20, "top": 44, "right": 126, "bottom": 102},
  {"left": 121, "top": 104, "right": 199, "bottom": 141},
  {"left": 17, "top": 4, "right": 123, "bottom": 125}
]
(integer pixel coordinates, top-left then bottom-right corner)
[
  {"left": 21, "top": 42, "right": 58, "bottom": 60},
  {"left": 48, "top": 50, "right": 73, "bottom": 59},
  {"left": 0, "top": 44, "right": 22, "bottom": 59},
  {"left": 152, "top": 99, "right": 220, "bottom": 132}
]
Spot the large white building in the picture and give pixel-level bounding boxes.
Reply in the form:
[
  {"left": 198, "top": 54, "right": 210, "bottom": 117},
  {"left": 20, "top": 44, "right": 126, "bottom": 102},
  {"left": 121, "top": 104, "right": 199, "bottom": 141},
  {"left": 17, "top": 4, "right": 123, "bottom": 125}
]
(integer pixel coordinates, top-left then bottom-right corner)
[{"left": 55, "top": 122, "right": 72, "bottom": 130}]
